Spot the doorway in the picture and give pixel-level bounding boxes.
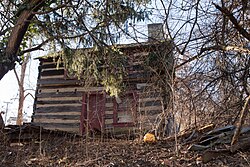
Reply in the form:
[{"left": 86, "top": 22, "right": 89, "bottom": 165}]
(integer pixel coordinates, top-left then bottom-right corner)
[{"left": 80, "top": 92, "right": 105, "bottom": 134}]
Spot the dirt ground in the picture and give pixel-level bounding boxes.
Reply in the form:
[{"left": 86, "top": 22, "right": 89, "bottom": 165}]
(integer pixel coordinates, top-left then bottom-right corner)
[{"left": 0, "top": 132, "right": 249, "bottom": 167}]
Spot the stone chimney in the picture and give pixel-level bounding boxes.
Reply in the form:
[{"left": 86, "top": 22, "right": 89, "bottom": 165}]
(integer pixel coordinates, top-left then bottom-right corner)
[{"left": 147, "top": 23, "right": 165, "bottom": 42}]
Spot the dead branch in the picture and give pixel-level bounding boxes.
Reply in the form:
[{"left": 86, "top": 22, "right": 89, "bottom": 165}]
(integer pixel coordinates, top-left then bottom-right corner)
[
  {"left": 231, "top": 95, "right": 250, "bottom": 146},
  {"left": 200, "top": 45, "right": 250, "bottom": 55},
  {"left": 213, "top": 3, "right": 250, "bottom": 41}
]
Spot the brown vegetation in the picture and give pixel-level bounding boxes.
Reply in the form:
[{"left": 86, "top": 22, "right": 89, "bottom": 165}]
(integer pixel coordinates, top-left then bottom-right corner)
[{"left": 0, "top": 124, "right": 249, "bottom": 167}]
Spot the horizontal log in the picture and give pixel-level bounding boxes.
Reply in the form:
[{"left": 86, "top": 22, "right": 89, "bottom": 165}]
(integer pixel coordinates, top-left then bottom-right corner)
[
  {"left": 139, "top": 97, "right": 162, "bottom": 103},
  {"left": 33, "top": 118, "right": 80, "bottom": 124},
  {"left": 112, "top": 126, "right": 135, "bottom": 134},
  {"left": 139, "top": 110, "right": 162, "bottom": 115},
  {"left": 117, "top": 116, "right": 133, "bottom": 123},
  {"left": 41, "top": 67, "right": 64, "bottom": 72},
  {"left": 105, "top": 107, "right": 114, "bottom": 112},
  {"left": 37, "top": 78, "right": 79, "bottom": 86},
  {"left": 34, "top": 112, "right": 81, "bottom": 116},
  {"left": 41, "top": 69, "right": 64, "bottom": 76},
  {"left": 35, "top": 106, "right": 82, "bottom": 113},
  {"left": 40, "top": 63, "right": 64, "bottom": 69},
  {"left": 105, "top": 124, "right": 114, "bottom": 129},
  {"left": 142, "top": 114, "right": 160, "bottom": 121},
  {"left": 40, "top": 56, "right": 66, "bottom": 63},
  {"left": 125, "top": 72, "right": 151, "bottom": 80},
  {"left": 142, "top": 100, "right": 162, "bottom": 107},
  {"left": 33, "top": 114, "right": 80, "bottom": 119},
  {"left": 40, "top": 75, "right": 64, "bottom": 80},
  {"left": 138, "top": 92, "right": 162, "bottom": 98},
  {"left": 32, "top": 122, "right": 80, "bottom": 128},
  {"left": 128, "top": 69, "right": 146, "bottom": 75},
  {"left": 105, "top": 97, "right": 113, "bottom": 103},
  {"left": 131, "top": 64, "right": 145, "bottom": 71},
  {"left": 136, "top": 83, "right": 149, "bottom": 90},
  {"left": 138, "top": 105, "right": 162, "bottom": 112},
  {"left": 105, "top": 103, "right": 113, "bottom": 108},
  {"left": 37, "top": 86, "right": 105, "bottom": 93},
  {"left": 124, "top": 79, "right": 152, "bottom": 84},
  {"left": 45, "top": 127, "right": 80, "bottom": 133},
  {"left": 104, "top": 114, "right": 114, "bottom": 119},
  {"left": 37, "top": 96, "right": 82, "bottom": 101},
  {"left": 31, "top": 123, "right": 80, "bottom": 133},
  {"left": 105, "top": 110, "right": 113, "bottom": 115},
  {"left": 129, "top": 60, "right": 145, "bottom": 66},
  {"left": 105, "top": 119, "right": 113, "bottom": 124},
  {"left": 131, "top": 51, "right": 149, "bottom": 57},
  {"left": 36, "top": 100, "right": 82, "bottom": 105},
  {"left": 36, "top": 92, "right": 83, "bottom": 98},
  {"left": 36, "top": 103, "right": 82, "bottom": 108},
  {"left": 41, "top": 61, "right": 57, "bottom": 65},
  {"left": 36, "top": 84, "right": 83, "bottom": 89}
]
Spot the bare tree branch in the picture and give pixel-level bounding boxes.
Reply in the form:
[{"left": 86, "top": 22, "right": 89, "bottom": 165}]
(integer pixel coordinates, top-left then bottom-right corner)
[
  {"left": 213, "top": 3, "right": 250, "bottom": 41},
  {"left": 201, "top": 45, "right": 250, "bottom": 54}
]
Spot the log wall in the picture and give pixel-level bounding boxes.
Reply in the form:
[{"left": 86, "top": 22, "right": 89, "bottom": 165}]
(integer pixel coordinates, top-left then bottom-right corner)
[{"left": 32, "top": 42, "right": 172, "bottom": 135}]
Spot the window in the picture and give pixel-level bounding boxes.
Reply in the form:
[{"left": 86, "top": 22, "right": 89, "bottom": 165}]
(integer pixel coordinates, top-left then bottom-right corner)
[{"left": 113, "top": 93, "right": 137, "bottom": 126}]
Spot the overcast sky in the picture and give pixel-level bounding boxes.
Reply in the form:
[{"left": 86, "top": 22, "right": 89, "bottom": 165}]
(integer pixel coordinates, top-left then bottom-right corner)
[{"left": 0, "top": 50, "right": 45, "bottom": 124}]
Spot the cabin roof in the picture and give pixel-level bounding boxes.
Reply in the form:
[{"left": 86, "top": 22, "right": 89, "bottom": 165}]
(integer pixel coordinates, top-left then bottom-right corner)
[{"left": 35, "top": 41, "right": 169, "bottom": 60}]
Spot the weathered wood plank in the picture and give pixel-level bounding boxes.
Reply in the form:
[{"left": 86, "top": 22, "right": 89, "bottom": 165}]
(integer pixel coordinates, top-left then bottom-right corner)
[
  {"left": 33, "top": 118, "right": 80, "bottom": 124},
  {"left": 105, "top": 103, "right": 113, "bottom": 108},
  {"left": 40, "top": 57, "right": 57, "bottom": 62},
  {"left": 36, "top": 100, "right": 82, "bottom": 105},
  {"left": 44, "top": 127, "right": 80, "bottom": 133},
  {"left": 112, "top": 126, "right": 135, "bottom": 134},
  {"left": 138, "top": 105, "right": 162, "bottom": 112},
  {"left": 105, "top": 119, "right": 113, "bottom": 124},
  {"left": 40, "top": 75, "right": 64, "bottom": 80},
  {"left": 130, "top": 51, "right": 149, "bottom": 57},
  {"left": 37, "top": 78, "right": 79, "bottom": 86},
  {"left": 36, "top": 103, "right": 82, "bottom": 107},
  {"left": 142, "top": 100, "right": 162, "bottom": 107},
  {"left": 138, "top": 92, "right": 162, "bottom": 98},
  {"left": 35, "top": 106, "right": 82, "bottom": 113},
  {"left": 32, "top": 114, "right": 80, "bottom": 119},
  {"left": 31, "top": 122, "right": 80, "bottom": 133},
  {"left": 34, "top": 112, "right": 81, "bottom": 116},
  {"left": 36, "top": 92, "right": 83, "bottom": 98},
  {"left": 104, "top": 114, "right": 114, "bottom": 119},
  {"left": 41, "top": 61, "right": 57, "bottom": 65},
  {"left": 139, "top": 110, "right": 162, "bottom": 115},
  {"left": 32, "top": 122, "right": 80, "bottom": 128},
  {"left": 41, "top": 67, "right": 64, "bottom": 72},
  {"left": 139, "top": 97, "right": 162, "bottom": 103},
  {"left": 105, "top": 124, "right": 114, "bottom": 129},
  {"left": 125, "top": 72, "right": 151, "bottom": 80},
  {"left": 105, "top": 110, "right": 113, "bottom": 115},
  {"left": 40, "top": 63, "right": 64, "bottom": 69},
  {"left": 128, "top": 69, "right": 146, "bottom": 75},
  {"left": 136, "top": 83, "right": 149, "bottom": 89},
  {"left": 37, "top": 86, "right": 105, "bottom": 93},
  {"left": 41, "top": 69, "right": 64, "bottom": 76},
  {"left": 37, "top": 96, "right": 82, "bottom": 101}
]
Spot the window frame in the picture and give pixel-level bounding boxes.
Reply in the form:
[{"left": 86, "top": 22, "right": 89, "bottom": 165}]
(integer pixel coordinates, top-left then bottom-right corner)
[{"left": 112, "top": 91, "right": 138, "bottom": 127}]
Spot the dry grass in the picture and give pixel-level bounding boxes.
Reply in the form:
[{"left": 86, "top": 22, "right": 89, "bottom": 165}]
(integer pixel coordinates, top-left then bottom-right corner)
[{"left": 0, "top": 129, "right": 249, "bottom": 167}]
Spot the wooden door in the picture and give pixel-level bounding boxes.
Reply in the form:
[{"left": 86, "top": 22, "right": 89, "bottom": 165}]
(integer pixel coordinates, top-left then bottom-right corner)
[{"left": 80, "top": 92, "right": 105, "bottom": 134}]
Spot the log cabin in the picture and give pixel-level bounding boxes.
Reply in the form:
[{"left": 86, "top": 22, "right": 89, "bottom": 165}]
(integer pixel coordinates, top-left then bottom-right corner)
[{"left": 32, "top": 24, "right": 174, "bottom": 135}]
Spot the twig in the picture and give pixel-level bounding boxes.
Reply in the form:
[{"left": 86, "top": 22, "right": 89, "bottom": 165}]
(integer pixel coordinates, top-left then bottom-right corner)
[
  {"left": 231, "top": 95, "right": 250, "bottom": 147},
  {"left": 213, "top": 3, "right": 250, "bottom": 41}
]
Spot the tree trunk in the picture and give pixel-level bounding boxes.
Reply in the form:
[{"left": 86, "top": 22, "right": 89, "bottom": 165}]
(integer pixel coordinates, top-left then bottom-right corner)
[
  {"left": 15, "top": 56, "right": 28, "bottom": 125},
  {"left": 0, "top": 0, "right": 45, "bottom": 80},
  {"left": 0, "top": 113, "right": 4, "bottom": 130},
  {"left": 16, "top": 87, "right": 25, "bottom": 125}
]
